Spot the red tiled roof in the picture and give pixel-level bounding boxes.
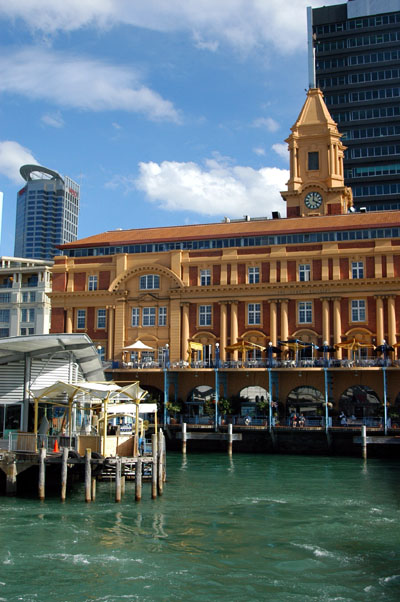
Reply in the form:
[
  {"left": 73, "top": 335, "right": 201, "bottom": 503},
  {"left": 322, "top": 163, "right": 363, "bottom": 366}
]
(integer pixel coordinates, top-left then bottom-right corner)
[{"left": 59, "top": 211, "right": 400, "bottom": 249}]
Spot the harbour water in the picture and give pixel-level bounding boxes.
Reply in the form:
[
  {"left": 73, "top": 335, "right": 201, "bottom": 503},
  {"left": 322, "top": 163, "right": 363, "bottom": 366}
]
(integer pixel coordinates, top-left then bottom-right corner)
[{"left": 0, "top": 453, "right": 399, "bottom": 601}]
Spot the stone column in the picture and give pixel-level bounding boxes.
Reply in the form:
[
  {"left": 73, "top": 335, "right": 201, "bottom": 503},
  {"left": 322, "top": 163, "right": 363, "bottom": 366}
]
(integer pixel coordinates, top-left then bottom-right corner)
[
  {"left": 181, "top": 303, "right": 190, "bottom": 361},
  {"left": 65, "top": 308, "right": 73, "bottom": 333},
  {"left": 220, "top": 302, "right": 227, "bottom": 361},
  {"left": 333, "top": 298, "right": 342, "bottom": 359},
  {"left": 321, "top": 298, "right": 330, "bottom": 345},
  {"left": 387, "top": 296, "right": 396, "bottom": 347},
  {"left": 375, "top": 296, "right": 384, "bottom": 345},
  {"left": 230, "top": 302, "right": 239, "bottom": 361},
  {"left": 269, "top": 301, "right": 277, "bottom": 346},
  {"left": 280, "top": 300, "right": 289, "bottom": 343}
]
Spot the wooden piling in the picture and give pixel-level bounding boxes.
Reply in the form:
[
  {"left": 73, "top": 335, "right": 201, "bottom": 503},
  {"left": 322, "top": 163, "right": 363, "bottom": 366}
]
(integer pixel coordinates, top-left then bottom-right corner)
[
  {"left": 91, "top": 477, "right": 96, "bottom": 502},
  {"left": 61, "top": 446, "right": 68, "bottom": 501},
  {"left": 85, "top": 448, "right": 91, "bottom": 503},
  {"left": 158, "top": 432, "right": 163, "bottom": 496},
  {"left": 361, "top": 425, "right": 367, "bottom": 460},
  {"left": 38, "top": 447, "right": 46, "bottom": 501},
  {"left": 6, "top": 458, "right": 17, "bottom": 496},
  {"left": 151, "top": 434, "right": 157, "bottom": 499},
  {"left": 182, "top": 422, "right": 187, "bottom": 454},
  {"left": 115, "top": 458, "right": 122, "bottom": 503},
  {"left": 135, "top": 457, "right": 142, "bottom": 501},
  {"left": 162, "top": 431, "right": 167, "bottom": 483},
  {"left": 121, "top": 464, "right": 126, "bottom": 497},
  {"left": 228, "top": 423, "right": 233, "bottom": 456}
]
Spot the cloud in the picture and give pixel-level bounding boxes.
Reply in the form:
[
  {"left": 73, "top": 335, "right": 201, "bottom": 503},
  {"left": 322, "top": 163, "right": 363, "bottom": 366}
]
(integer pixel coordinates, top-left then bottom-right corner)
[
  {"left": 135, "top": 157, "right": 288, "bottom": 218},
  {"left": 192, "top": 31, "right": 219, "bottom": 52},
  {"left": 252, "top": 117, "right": 279, "bottom": 132},
  {"left": 41, "top": 111, "right": 64, "bottom": 128},
  {"left": 0, "top": 141, "right": 38, "bottom": 183},
  {"left": 272, "top": 143, "right": 289, "bottom": 162},
  {"left": 0, "top": 0, "right": 342, "bottom": 55},
  {"left": 253, "top": 147, "right": 266, "bottom": 156},
  {"left": 0, "top": 47, "right": 181, "bottom": 122}
]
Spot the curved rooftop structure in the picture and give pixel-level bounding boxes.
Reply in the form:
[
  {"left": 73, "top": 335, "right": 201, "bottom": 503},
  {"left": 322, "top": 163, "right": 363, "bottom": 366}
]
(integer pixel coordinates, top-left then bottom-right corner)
[{"left": 20, "top": 164, "right": 63, "bottom": 183}]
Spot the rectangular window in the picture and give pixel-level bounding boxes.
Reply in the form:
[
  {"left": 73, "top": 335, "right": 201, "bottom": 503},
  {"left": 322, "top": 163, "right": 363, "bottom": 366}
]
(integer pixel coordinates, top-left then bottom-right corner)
[
  {"left": 308, "top": 152, "right": 319, "bottom": 170},
  {"left": 158, "top": 306, "right": 167, "bottom": 326},
  {"left": 0, "top": 328, "right": 10, "bottom": 337},
  {"left": 200, "top": 269, "right": 211, "bottom": 286},
  {"left": 0, "top": 309, "right": 10, "bottom": 322},
  {"left": 248, "top": 303, "right": 261, "bottom": 325},
  {"left": 20, "top": 308, "right": 35, "bottom": 323},
  {"left": 299, "top": 264, "right": 311, "bottom": 282},
  {"left": 298, "top": 301, "right": 312, "bottom": 324},
  {"left": 29, "top": 292, "right": 36, "bottom": 302},
  {"left": 199, "top": 305, "right": 212, "bottom": 326},
  {"left": 140, "top": 274, "right": 160, "bottom": 289},
  {"left": 142, "top": 307, "right": 156, "bottom": 326},
  {"left": 97, "top": 309, "right": 106, "bottom": 329},
  {"left": 20, "top": 327, "right": 34, "bottom": 336},
  {"left": 351, "top": 261, "right": 364, "bottom": 279},
  {"left": 351, "top": 299, "right": 366, "bottom": 322},
  {"left": 77, "top": 309, "right": 86, "bottom": 329},
  {"left": 88, "top": 275, "right": 98, "bottom": 291},
  {"left": 0, "top": 293, "right": 10, "bottom": 303},
  {"left": 131, "top": 307, "right": 139, "bottom": 326},
  {"left": 22, "top": 292, "right": 28, "bottom": 303},
  {"left": 248, "top": 267, "right": 260, "bottom": 284}
]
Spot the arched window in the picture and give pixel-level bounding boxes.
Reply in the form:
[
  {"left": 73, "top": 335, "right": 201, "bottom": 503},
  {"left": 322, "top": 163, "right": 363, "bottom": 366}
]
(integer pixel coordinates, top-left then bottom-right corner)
[{"left": 139, "top": 274, "right": 160, "bottom": 290}]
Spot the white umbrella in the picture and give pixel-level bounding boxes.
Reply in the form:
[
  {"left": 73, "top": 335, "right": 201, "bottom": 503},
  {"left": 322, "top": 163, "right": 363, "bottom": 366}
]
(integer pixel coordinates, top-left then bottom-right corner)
[{"left": 123, "top": 340, "right": 154, "bottom": 350}]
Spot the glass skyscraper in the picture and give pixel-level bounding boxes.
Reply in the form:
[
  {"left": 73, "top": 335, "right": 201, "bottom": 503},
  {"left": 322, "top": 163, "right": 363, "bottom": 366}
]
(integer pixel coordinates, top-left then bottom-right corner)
[
  {"left": 309, "top": 0, "right": 400, "bottom": 212},
  {"left": 14, "top": 165, "right": 80, "bottom": 260}
]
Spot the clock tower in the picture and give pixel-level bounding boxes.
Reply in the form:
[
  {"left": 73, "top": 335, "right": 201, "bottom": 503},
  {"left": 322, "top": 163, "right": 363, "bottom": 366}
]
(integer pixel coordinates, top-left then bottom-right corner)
[{"left": 281, "top": 87, "right": 353, "bottom": 218}]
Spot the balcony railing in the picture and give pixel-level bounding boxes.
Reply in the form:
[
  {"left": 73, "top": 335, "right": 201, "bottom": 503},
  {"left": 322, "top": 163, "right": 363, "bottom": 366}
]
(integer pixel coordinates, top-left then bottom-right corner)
[{"left": 106, "top": 356, "right": 397, "bottom": 370}]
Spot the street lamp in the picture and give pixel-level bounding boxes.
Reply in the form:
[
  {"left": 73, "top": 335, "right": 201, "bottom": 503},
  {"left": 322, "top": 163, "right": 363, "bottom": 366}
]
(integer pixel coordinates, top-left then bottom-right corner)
[{"left": 214, "top": 343, "right": 220, "bottom": 432}]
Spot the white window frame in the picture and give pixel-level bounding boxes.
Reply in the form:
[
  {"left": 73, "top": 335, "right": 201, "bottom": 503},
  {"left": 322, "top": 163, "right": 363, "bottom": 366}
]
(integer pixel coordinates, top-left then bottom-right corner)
[
  {"left": 351, "top": 261, "right": 364, "bottom": 279},
  {"left": 97, "top": 309, "right": 106, "bottom": 329},
  {"left": 142, "top": 307, "right": 156, "bottom": 326},
  {"left": 248, "top": 303, "right": 261, "bottom": 325},
  {"left": 298, "top": 301, "right": 312, "bottom": 324},
  {"left": 88, "top": 275, "right": 98, "bottom": 291},
  {"left": 158, "top": 306, "right": 167, "bottom": 326},
  {"left": 131, "top": 308, "right": 140, "bottom": 327},
  {"left": 248, "top": 267, "right": 260, "bottom": 284},
  {"left": 200, "top": 269, "right": 211, "bottom": 286},
  {"left": 351, "top": 299, "right": 366, "bottom": 322},
  {"left": 199, "top": 305, "right": 212, "bottom": 326},
  {"left": 139, "top": 274, "right": 160, "bottom": 290},
  {"left": 299, "top": 264, "right": 311, "bottom": 282},
  {"left": 77, "top": 309, "right": 86, "bottom": 329}
]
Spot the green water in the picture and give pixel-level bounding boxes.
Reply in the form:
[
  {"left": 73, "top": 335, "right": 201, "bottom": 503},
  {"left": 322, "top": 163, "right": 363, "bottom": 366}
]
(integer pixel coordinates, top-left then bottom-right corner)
[{"left": 0, "top": 453, "right": 399, "bottom": 601}]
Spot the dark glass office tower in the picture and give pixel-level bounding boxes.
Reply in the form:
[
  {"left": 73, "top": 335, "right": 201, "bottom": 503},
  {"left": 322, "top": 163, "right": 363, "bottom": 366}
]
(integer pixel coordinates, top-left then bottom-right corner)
[
  {"left": 14, "top": 165, "right": 79, "bottom": 260},
  {"left": 309, "top": 0, "right": 400, "bottom": 211}
]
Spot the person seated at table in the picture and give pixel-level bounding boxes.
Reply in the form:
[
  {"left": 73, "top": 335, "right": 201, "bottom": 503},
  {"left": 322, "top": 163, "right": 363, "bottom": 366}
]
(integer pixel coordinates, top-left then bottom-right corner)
[
  {"left": 292, "top": 413, "right": 298, "bottom": 427},
  {"left": 340, "top": 411, "right": 347, "bottom": 426},
  {"left": 299, "top": 413, "right": 306, "bottom": 427}
]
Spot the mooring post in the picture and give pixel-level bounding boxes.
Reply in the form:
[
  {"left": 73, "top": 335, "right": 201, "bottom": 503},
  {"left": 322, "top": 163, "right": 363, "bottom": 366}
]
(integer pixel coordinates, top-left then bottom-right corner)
[
  {"left": 361, "top": 425, "right": 367, "bottom": 460},
  {"left": 227, "top": 423, "right": 233, "bottom": 455},
  {"left": 91, "top": 477, "right": 96, "bottom": 502},
  {"left": 6, "top": 457, "right": 17, "bottom": 496},
  {"left": 135, "top": 457, "right": 142, "bottom": 502},
  {"left": 151, "top": 433, "right": 157, "bottom": 499},
  {"left": 162, "top": 431, "right": 167, "bottom": 483},
  {"left": 182, "top": 422, "right": 187, "bottom": 455},
  {"left": 61, "top": 446, "right": 68, "bottom": 502},
  {"left": 121, "top": 463, "right": 126, "bottom": 497},
  {"left": 158, "top": 431, "right": 163, "bottom": 496},
  {"left": 85, "top": 448, "right": 92, "bottom": 503},
  {"left": 115, "top": 458, "right": 122, "bottom": 503},
  {"left": 38, "top": 447, "right": 46, "bottom": 501}
]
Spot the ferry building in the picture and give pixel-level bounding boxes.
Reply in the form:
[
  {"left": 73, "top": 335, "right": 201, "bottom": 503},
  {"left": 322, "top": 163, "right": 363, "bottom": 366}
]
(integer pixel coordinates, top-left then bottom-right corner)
[{"left": 49, "top": 89, "right": 400, "bottom": 424}]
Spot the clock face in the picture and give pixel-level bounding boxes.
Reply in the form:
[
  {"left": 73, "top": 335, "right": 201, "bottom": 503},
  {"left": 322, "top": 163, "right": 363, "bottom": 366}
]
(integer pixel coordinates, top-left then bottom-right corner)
[{"left": 304, "top": 191, "right": 323, "bottom": 209}]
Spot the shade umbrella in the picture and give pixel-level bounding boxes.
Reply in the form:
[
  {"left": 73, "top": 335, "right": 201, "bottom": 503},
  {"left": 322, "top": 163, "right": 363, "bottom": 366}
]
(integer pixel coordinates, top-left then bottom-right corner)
[
  {"left": 225, "top": 339, "right": 257, "bottom": 362},
  {"left": 335, "top": 337, "right": 374, "bottom": 361},
  {"left": 279, "top": 339, "right": 313, "bottom": 363},
  {"left": 123, "top": 340, "right": 154, "bottom": 351}
]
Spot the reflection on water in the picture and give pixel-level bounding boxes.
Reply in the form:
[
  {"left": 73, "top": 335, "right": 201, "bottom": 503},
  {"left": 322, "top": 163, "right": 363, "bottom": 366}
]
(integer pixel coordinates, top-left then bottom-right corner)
[{"left": 0, "top": 453, "right": 399, "bottom": 601}]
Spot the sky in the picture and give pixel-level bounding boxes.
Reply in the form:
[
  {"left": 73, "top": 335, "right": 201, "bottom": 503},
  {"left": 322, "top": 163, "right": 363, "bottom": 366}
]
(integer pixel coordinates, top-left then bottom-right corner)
[{"left": 0, "top": 0, "right": 339, "bottom": 256}]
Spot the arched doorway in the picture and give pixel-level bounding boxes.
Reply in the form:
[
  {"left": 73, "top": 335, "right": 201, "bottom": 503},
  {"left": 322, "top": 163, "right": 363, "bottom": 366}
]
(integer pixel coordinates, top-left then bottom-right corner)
[
  {"left": 293, "top": 330, "right": 319, "bottom": 360},
  {"left": 239, "top": 385, "right": 268, "bottom": 418},
  {"left": 185, "top": 385, "right": 215, "bottom": 420},
  {"left": 339, "top": 385, "right": 380, "bottom": 419},
  {"left": 287, "top": 386, "right": 324, "bottom": 416}
]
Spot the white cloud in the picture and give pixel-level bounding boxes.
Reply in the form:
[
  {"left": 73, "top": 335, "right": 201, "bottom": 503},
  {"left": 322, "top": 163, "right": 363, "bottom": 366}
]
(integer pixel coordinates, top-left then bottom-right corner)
[
  {"left": 0, "top": 141, "right": 38, "bottom": 183},
  {"left": 0, "top": 0, "right": 342, "bottom": 55},
  {"left": 253, "top": 147, "right": 266, "bottom": 156},
  {"left": 192, "top": 31, "right": 219, "bottom": 52},
  {"left": 272, "top": 143, "right": 289, "bottom": 162},
  {"left": 0, "top": 48, "right": 181, "bottom": 122},
  {"left": 41, "top": 111, "right": 64, "bottom": 128},
  {"left": 135, "top": 157, "right": 288, "bottom": 218},
  {"left": 252, "top": 117, "right": 279, "bottom": 132}
]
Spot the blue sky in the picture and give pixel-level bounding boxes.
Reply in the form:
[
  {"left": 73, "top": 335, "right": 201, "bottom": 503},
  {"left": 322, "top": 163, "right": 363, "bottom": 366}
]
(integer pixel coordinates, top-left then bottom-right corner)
[{"left": 0, "top": 0, "right": 338, "bottom": 256}]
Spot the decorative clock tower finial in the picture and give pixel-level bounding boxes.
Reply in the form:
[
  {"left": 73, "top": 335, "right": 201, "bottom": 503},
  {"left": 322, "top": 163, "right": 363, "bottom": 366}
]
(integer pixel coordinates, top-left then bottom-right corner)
[{"left": 281, "top": 88, "right": 353, "bottom": 218}]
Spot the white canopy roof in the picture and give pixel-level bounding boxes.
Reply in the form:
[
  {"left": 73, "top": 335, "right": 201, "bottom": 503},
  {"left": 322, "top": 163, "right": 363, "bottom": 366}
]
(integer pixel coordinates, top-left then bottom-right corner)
[
  {"left": 30, "top": 380, "right": 148, "bottom": 403},
  {"left": 123, "top": 340, "right": 154, "bottom": 351}
]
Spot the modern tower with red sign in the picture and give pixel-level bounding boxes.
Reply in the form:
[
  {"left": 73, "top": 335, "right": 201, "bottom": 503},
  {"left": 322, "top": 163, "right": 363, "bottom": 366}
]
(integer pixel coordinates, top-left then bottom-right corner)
[{"left": 14, "top": 164, "right": 80, "bottom": 261}]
